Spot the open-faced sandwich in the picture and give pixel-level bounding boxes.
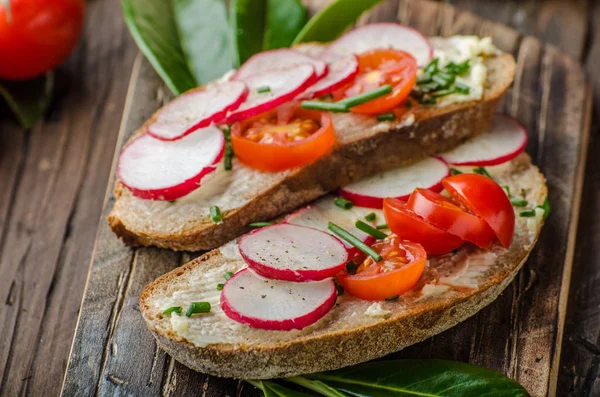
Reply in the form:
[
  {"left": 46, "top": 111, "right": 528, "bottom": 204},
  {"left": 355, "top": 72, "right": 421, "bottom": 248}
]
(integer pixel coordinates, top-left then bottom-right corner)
[
  {"left": 108, "top": 23, "right": 516, "bottom": 251},
  {"left": 139, "top": 112, "right": 548, "bottom": 378}
]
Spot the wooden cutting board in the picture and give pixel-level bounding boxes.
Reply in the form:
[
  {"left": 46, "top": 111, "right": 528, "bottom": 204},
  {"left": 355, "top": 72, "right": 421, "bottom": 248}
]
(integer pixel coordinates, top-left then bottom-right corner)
[{"left": 60, "top": 1, "right": 591, "bottom": 396}]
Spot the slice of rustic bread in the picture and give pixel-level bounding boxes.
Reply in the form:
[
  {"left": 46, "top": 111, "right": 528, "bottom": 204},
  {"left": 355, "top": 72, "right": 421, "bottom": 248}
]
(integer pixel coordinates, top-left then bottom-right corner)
[
  {"left": 109, "top": 51, "right": 515, "bottom": 251},
  {"left": 140, "top": 153, "right": 546, "bottom": 379}
]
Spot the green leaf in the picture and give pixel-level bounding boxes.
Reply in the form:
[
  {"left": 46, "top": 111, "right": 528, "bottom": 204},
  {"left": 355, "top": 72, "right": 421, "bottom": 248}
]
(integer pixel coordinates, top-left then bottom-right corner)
[
  {"left": 230, "top": 0, "right": 267, "bottom": 66},
  {"left": 309, "top": 359, "right": 530, "bottom": 396},
  {"left": 0, "top": 72, "right": 54, "bottom": 129},
  {"left": 286, "top": 376, "right": 348, "bottom": 397},
  {"left": 263, "top": 0, "right": 308, "bottom": 50},
  {"left": 172, "top": 0, "right": 234, "bottom": 84},
  {"left": 264, "top": 381, "right": 314, "bottom": 397},
  {"left": 121, "top": 0, "right": 197, "bottom": 95},
  {"left": 293, "top": 0, "right": 384, "bottom": 44}
]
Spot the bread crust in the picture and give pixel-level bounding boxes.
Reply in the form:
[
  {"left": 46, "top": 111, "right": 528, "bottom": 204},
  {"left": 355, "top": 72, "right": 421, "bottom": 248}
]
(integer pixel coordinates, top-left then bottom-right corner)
[
  {"left": 140, "top": 154, "right": 547, "bottom": 379},
  {"left": 108, "top": 54, "right": 516, "bottom": 252}
]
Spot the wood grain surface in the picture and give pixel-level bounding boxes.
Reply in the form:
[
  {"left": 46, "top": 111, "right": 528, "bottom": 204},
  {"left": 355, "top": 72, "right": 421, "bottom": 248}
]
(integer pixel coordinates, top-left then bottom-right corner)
[
  {"left": 57, "top": 1, "right": 591, "bottom": 396},
  {"left": 0, "top": 0, "right": 596, "bottom": 396}
]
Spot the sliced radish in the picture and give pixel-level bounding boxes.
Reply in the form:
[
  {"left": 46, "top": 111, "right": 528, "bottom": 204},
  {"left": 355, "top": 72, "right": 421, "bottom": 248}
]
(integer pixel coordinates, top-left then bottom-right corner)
[
  {"left": 239, "top": 224, "right": 349, "bottom": 282},
  {"left": 339, "top": 157, "right": 449, "bottom": 209},
  {"left": 439, "top": 114, "right": 528, "bottom": 166},
  {"left": 117, "top": 126, "right": 224, "bottom": 200},
  {"left": 285, "top": 198, "right": 377, "bottom": 254},
  {"left": 226, "top": 64, "right": 317, "bottom": 123},
  {"left": 321, "top": 23, "right": 433, "bottom": 66},
  {"left": 147, "top": 81, "right": 248, "bottom": 141},
  {"left": 300, "top": 55, "right": 359, "bottom": 99},
  {"left": 221, "top": 268, "right": 336, "bottom": 331},
  {"left": 234, "top": 48, "right": 328, "bottom": 81}
]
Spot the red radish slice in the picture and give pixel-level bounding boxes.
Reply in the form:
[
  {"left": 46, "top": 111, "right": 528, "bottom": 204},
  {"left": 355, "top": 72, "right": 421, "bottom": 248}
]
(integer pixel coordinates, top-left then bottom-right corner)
[
  {"left": 238, "top": 224, "right": 349, "bottom": 282},
  {"left": 439, "top": 114, "right": 528, "bottom": 166},
  {"left": 285, "top": 198, "right": 377, "bottom": 254},
  {"left": 221, "top": 268, "right": 336, "bottom": 331},
  {"left": 339, "top": 157, "right": 449, "bottom": 209},
  {"left": 226, "top": 64, "right": 317, "bottom": 123},
  {"left": 147, "top": 81, "right": 248, "bottom": 141},
  {"left": 235, "top": 48, "right": 328, "bottom": 80},
  {"left": 321, "top": 23, "right": 433, "bottom": 66},
  {"left": 117, "top": 126, "right": 224, "bottom": 200},
  {"left": 300, "top": 55, "right": 359, "bottom": 99}
]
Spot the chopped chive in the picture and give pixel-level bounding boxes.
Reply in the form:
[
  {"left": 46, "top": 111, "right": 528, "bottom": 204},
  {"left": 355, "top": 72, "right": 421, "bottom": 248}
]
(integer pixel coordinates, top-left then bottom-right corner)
[
  {"left": 162, "top": 306, "right": 182, "bottom": 316},
  {"left": 222, "top": 126, "right": 234, "bottom": 171},
  {"left": 502, "top": 185, "right": 511, "bottom": 197},
  {"left": 385, "top": 295, "right": 399, "bottom": 301},
  {"left": 185, "top": 302, "right": 211, "bottom": 317},
  {"left": 210, "top": 206, "right": 222, "bottom": 223},
  {"left": 417, "top": 81, "right": 441, "bottom": 93},
  {"left": 335, "top": 283, "right": 344, "bottom": 296},
  {"left": 364, "top": 212, "right": 377, "bottom": 222},
  {"left": 216, "top": 283, "right": 224, "bottom": 291},
  {"left": 338, "top": 85, "right": 392, "bottom": 108},
  {"left": 473, "top": 166, "right": 492, "bottom": 178},
  {"left": 445, "top": 60, "right": 470, "bottom": 75},
  {"left": 334, "top": 197, "right": 353, "bottom": 209},
  {"left": 328, "top": 222, "right": 382, "bottom": 262},
  {"left": 510, "top": 197, "right": 528, "bottom": 207},
  {"left": 432, "top": 73, "right": 454, "bottom": 88},
  {"left": 376, "top": 224, "right": 388, "bottom": 230},
  {"left": 257, "top": 86, "right": 271, "bottom": 93},
  {"left": 301, "top": 101, "right": 348, "bottom": 112},
  {"left": 519, "top": 209, "right": 537, "bottom": 218},
  {"left": 346, "top": 260, "right": 359, "bottom": 275},
  {"left": 419, "top": 97, "right": 437, "bottom": 105},
  {"left": 249, "top": 221, "right": 273, "bottom": 228},
  {"left": 450, "top": 167, "right": 463, "bottom": 175},
  {"left": 416, "top": 73, "right": 432, "bottom": 84},
  {"left": 224, "top": 271, "right": 234, "bottom": 280},
  {"left": 376, "top": 112, "right": 395, "bottom": 122},
  {"left": 424, "top": 58, "right": 439, "bottom": 75},
  {"left": 454, "top": 81, "right": 471, "bottom": 94},
  {"left": 536, "top": 197, "right": 551, "bottom": 220},
  {"left": 432, "top": 88, "right": 455, "bottom": 98},
  {"left": 355, "top": 220, "right": 388, "bottom": 239}
]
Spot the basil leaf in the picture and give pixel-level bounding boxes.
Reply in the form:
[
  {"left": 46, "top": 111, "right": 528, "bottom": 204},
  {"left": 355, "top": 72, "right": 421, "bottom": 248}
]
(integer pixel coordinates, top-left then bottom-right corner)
[
  {"left": 122, "top": 0, "right": 197, "bottom": 95},
  {"left": 293, "top": 0, "right": 384, "bottom": 44},
  {"left": 230, "top": 0, "right": 267, "bottom": 66},
  {"left": 309, "top": 359, "right": 529, "bottom": 396},
  {"left": 172, "top": 0, "right": 234, "bottom": 84},
  {"left": 263, "top": 0, "right": 307, "bottom": 50},
  {"left": 0, "top": 73, "right": 54, "bottom": 129}
]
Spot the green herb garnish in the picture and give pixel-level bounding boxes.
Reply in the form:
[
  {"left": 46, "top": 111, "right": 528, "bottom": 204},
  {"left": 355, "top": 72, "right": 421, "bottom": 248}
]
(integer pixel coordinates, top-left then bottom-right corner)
[
  {"left": 454, "top": 81, "right": 470, "bottom": 94},
  {"left": 162, "top": 306, "right": 182, "bottom": 316},
  {"left": 510, "top": 198, "right": 528, "bottom": 207},
  {"left": 502, "top": 185, "right": 511, "bottom": 197},
  {"left": 334, "top": 197, "right": 353, "bottom": 209},
  {"left": 376, "top": 112, "right": 395, "bottom": 122},
  {"left": 216, "top": 283, "right": 224, "bottom": 291},
  {"left": 328, "top": 222, "right": 382, "bottom": 262},
  {"left": 364, "top": 212, "right": 377, "bottom": 222},
  {"left": 210, "top": 205, "right": 223, "bottom": 223},
  {"left": 301, "top": 100, "right": 348, "bottom": 112},
  {"left": 338, "top": 84, "right": 392, "bottom": 108},
  {"left": 224, "top": 271, "right": 234, "bottom": 280},
  {"left": 257, "top": 85, "right": 271, "bottom": 93},
  {"left": 376, "top": 224, "right": 388, "bottom": 230},
  {"left": 519, "top": 209, "right": 537, "bottom": 218},
  {"left": 423, "top": 58, "right": 439, "bottom": 75},
  {"left": 536, "top": 197, "right": 551, "bottom": 220},
  {"left": 222, "top": 126, "right": 234, "bottom": 171},
  {"left": 385, "top": 295, "right": 399, "bottom": 301},
  {"left": 450, "top": 167, "right": 463, "bottom": 175},
  {"left": 185, "top": 302, "right": 211, "bottom": 317},
  {"left": 355, "top": 220, "right": 387, "bottom": 239},
  {"left": 473, "top": 166, "right": 492, "bottom": 178},
  {"left": 249, "top": 221, "right": 273, "bottom": 228}
]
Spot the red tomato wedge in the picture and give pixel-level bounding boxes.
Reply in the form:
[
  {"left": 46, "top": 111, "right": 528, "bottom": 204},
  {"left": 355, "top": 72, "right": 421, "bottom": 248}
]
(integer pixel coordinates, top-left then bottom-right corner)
[
  {"left": 337, "top": 235, "right": 426, "bottom": 301},
  {"left": 230, "top": 107, "right": 335, "bottom": 172},
  {"left": 407, "top": 188, "right": 496, "bottom": 249},
  {"left": 383, "top": 198, "right": 464, "bottom": 255},
  {"left": 340, "top": 49, "right": 417, "bottom": 115},
  {"left": 443, "top": 174, "right": 515, "bottom": 248}
]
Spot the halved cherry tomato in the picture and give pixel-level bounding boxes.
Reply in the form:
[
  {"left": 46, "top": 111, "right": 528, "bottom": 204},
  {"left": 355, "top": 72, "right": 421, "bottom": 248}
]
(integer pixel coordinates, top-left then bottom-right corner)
[
  {"left": 230, "top": 106, "right": 336, "bottom": 172},
  {"left": 407, "top": 188, "right": 496, "bottom": 249},
  {"left": 383, "top": 198, "right": 464, "bottom": 255},
  {"left": 443, "top": 174, "right": 515, "bottom": 248},
  {"left": 336, "top": 235, "right": 426, "bottom": 301},
  {"left": 340, "top": 49, "right": 417, "bottom": 115}
]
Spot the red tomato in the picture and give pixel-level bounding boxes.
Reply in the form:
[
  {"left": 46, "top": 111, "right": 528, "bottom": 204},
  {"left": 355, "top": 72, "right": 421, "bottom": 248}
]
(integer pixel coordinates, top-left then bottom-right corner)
[
  {"left": 341, "top": 49, "right": 417, "bottom": 115},
  {"left": 407, "top": 188, "right": 496, "bottom": 249},
  {"left": 0, "top": 0, "right": 85, "bottom": 79},
  {"left": 443, "top": 174, "right": 515, "bottom": 248},
  {"left": 336, "top": 235, "right": 426, "bottom": 301},
  {"left": 231, "top": 106, "right": 336, "bottom": 172},
  {"left": 383, "top": 198, "right": 464, "bottom": 255}
]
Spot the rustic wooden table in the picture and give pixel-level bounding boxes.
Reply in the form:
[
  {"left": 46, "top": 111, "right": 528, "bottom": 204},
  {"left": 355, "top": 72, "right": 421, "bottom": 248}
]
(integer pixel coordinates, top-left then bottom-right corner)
[{"left": 0, "top": 0, "right": 597, "bottom": 396}]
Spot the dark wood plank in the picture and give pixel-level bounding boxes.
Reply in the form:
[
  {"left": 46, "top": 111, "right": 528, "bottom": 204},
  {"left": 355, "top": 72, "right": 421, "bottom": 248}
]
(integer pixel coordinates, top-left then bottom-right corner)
[
  {"left": 0, "top": 1, "right": 137, "bottom": 396},
  {"left": 61, "top": 1, "right": 591, "bottom": 397}
]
